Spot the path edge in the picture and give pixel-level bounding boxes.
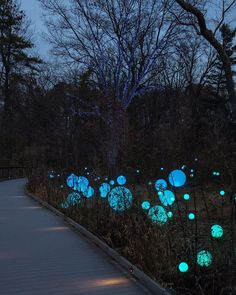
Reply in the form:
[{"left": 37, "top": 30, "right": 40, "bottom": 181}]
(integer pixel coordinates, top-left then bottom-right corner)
[{"left": 25, "top": 189, "right": 173, "bottom": 295}]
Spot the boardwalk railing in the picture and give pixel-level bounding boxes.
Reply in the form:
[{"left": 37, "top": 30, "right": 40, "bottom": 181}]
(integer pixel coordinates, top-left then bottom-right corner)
[{"left": 0, "top": 166, "right": 28, "bottom": 180}]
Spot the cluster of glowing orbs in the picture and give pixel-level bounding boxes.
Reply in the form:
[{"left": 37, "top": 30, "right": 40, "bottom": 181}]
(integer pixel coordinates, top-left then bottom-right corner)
[
  {"left": 197, "top": 250, "right": 213, "bottom": 267},
  {"left": 183, "top": 194, "right": 190, "bottom": 200},
  {"left": 188, "top": 213, "right": 195, "bottom": 220},
  {"left": 155, "top": 179, "right": 167, "bottom": 191},
  {"left": 108, "top": 186, "right": 133, "bottom": 212},
  {"left": 219, "top": 190, "right": 225, "bottom": 196},
  {"left": 178, "top": 262, "right": 189, "bottom": 273},
  {"left": 117, "top": 175, "right": 126, "bottom": 185},
  {"left": 83, "top": 186, "right": 94, "bottom": 198},
  {"left": 141, "top": 201, "right": 151, "bottom": 210},
  {"left": 148, "top": 205, "right": 168, "bottom": 225},
  {"left": 213, "top": 171, "right": 220, "bottom": 176},
  {"left": 168, "top": 170, "right": 186, "bottom": 187},
  {"left": 99, "top": 183, "right": 111, "bottom": 198},
  {"left": 61, "top": 192, "right": 81, "bottom": 208},
  {"left": 211, "top": 224, "right": 224, "bottom": 238},
  {"left": 158, "top": 190, "right": 175, "bottom": 206}
]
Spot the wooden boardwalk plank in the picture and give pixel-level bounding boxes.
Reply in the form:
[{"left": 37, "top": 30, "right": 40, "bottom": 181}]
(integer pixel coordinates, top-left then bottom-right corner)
[{"left": 0, "top": 179, "right": 150, "bottom": 295}]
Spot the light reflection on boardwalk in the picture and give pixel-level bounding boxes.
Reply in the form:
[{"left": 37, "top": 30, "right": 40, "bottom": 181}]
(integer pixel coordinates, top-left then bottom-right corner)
[{"left": 0, "top": 179, "right": 150, "bottom": 295}]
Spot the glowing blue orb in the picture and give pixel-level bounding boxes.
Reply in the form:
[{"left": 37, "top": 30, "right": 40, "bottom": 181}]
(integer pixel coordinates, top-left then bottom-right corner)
[
  {"left": 136, "top": 169, "right": 140, "bottom": 173},
  {"left": 211, "top": 224, "right": 223, "bottom": 238},
  {"left": 108, "top": 186, "right": 132, "bottom": 212},
  {"left": 117, "top": 175, "right": 126, "bottom": 185},
  {"left": 60, "top": 185, "right": 64, "bottom": 189},
  {"left": 160, "top": 167, "right": 164, "bottom": 171},
  {"left": 141, "top": 201, "right": 151, "bottom": 210},
  {"left": 61, "top": 192, "right": 82, "bottom": 208},
  {"left": 179, "top": 262, "right": 188, "bottom": 272},
  {"left": 99, "top": 183, "right": 111, "bottom": 198},
  {"left": 219, "top": 190, "right": 225, "bottom": 196},
  {"left": 190, "top": 169, "right": 194, "bottom": 173},
  {"left": 181, "top": 165, "right": 186, "bottom": 170},
  {"left": 110, "top": 180, "right": 115, "bottom": 186},
  {"left": 155, "top": 179, "right": 167, "bottom": 191},
  {"left": 83, "top": 186, "right": 94, "bottom": 198},
  {"left": 66, "top": 173, "right": 77, "bottom": 188},
  {"left": 183, "top": 194, "right": 190, "bottom": 200},
  {"left": 197, "top": 250, "right": 212, "bottom": 267},
  {"left": 167, "top": 211, "right": 173, "bottom": 218},
  {"left": 74, "top": 176, "right": 89, "bottom": 193},
  {"left": 188, "top": 213, "right": 195, "bottom": 220},
  {"left": 105, "top": 177, "right": 108, "bottom": 181},
  {"left": 148, "top": 205, "right": 168, "bottom": 225},
  {"left": 168, "top": 170, "right": 186, "bottom": 187},
  {"left": 158, "top": 190, "right": 175, "bottom": 206}
]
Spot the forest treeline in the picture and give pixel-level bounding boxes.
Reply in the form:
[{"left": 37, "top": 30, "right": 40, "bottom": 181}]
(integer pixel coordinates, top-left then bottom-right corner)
[{"left": 0, "top": 0, "right": 236, "bottom": 174}]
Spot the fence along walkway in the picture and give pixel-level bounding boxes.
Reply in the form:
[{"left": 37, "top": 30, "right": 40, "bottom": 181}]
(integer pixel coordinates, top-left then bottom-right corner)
[{"left": 0, "top": 179, "right": 150, "bottom": 295}]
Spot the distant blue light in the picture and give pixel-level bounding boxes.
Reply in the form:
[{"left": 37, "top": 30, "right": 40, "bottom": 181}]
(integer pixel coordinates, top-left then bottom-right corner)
[
  {"left": 158, "top": 190, "right": 175, "bottom": 206},
  {"left": 160, "top": 167, "right": 164, "bottom": 171},
  {"left": 188, "top": 213, "right": 195, "bottom": 220},
  {"left": 117, "top": 175, "right": 126, "bottom": 185},
  {"left": 110, "top": 180, "right": 115, "bottom": 186},
  {"left": 99, "top": 183, "right": 111, "bottom": 198},
  {"left": 141, "top": 201, "right": 151, "bottom": 210},
  {"left": 155, "top": 179, "right": 167, "bottom": 191},
  {"left": 169, "top": 170, "right": 186, "bottom": 187},
  {"left": 148, "top": 205, "right": 168, "bottom": 225},
  {"left": 183, "top": 194, "right": 190, "bottom": 200},
  {"left": 181, "top": 165, "right": 186, "bottom": 170},
  {"left": 219, "top": 190, "right": 225, "bottom": 196},
  {"left": 108, "top": 186, "right": 132, "bottom": 212},
  {"left": 167, "top": 211, "right": 173, "bottom": 218}
]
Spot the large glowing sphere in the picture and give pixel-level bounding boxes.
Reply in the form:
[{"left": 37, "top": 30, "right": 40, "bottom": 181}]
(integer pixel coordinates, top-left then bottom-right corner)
[
  {"left": 169, "top": 170, "right": 186, "bottom": 187},
  {"left": 108, "top": 186, "right": 132, "bottom": 212},
  {"left": 178, "top": 262, "right": 188, "bottom": 273},
  {"left": 211, "top": 224, "right": 223, "bottom": 238},
  {"left": 66, "top": 173, "right": 77, "bottom": 188},
  {"left": 74, "top": 176, "right": 89, "bottom": 192},
  {"left": 148, "top": 205, "right": 168, "bottom": 225},
  {"left": 83, "top": 186, "right": 94, "bottom": 198},
  {"left": 197, "top": 250, "right": 212, "bottom": 267},
  {"left": 158, "top": 190, "right": 175, "bottom": 206},
  {"left": 117, "top": 175, "right": 127, "bottom": 185},
  {"left": 155, "top": 179, "right": 167, "bottom": 191},
  {"left": 61, "top": 192, "right": 82, "bottom": 208},
  {"left": 141, "top": 201, "right": 151, "bottom": 210},
  {"left": 99, "top": 183, "right": 111, "bottom": 198}
]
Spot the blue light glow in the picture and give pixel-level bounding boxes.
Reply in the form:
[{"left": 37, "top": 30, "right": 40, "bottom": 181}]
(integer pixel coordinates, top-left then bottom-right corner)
[
  {"left": 167, "top": 211, "right": 173, "bottom": 218},
  {"left": 219, "top": 190, "right": 225, "bottom": 196},
  {"left": 99, "top": 183, "right": 111, "bottom": 198},
  {"left": 66, "top": 173, "right": 77, "bottom": 188},
  {"left": 160, "top": 167, "right": 164, "bottom": 171},
  {"left": 183, "top": 194, "right": 190, "bottom": 200},
  {"left": 108, "top": 186, "right": 133, "bottom": 212},
  {"left": 83, "top": 186, "right": 94, "bottom": 198},
  {"left": 188, "top": 213, "right": 195, "bottom": 220},
  {"left": 141, "top": 201, "right": 151, "bottom": 210},
  {"left": 61, "top": 192, "right": 82, "bottom": 208},
  {"left": 110, "top": 180, "right": 115, "bottom": 186},
  {"left": 179, "top": 262, "right": 188, "bottom": 272},
  {"left": 169, "top": 170, "right": 186, "bottom": 187},
  {"left": 197, "top": 250, "right": 213, "bottom": 267},
  {"left": 117, "top": 175, "right": 127, "bottom": 185},
  {"left": 155, "top": 179, "right": 167, "bottom": 191},
  {"left": 211, "top": 224, "right": 224, "bottom": 238},
  {"left": 148, "top": 205, "right": 168, "bottom": 225},
  {"left": 74, "top": 176, "right": 89, "bottom": 193},
  {"left": 136, "top": 169, "right": 140, "bottom": 173},
  {"left": 158, "top": 190, "right": 175, "bottom": 206}
]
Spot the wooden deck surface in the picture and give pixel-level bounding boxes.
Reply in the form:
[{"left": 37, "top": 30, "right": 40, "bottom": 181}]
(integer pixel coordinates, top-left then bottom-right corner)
[{"left": 0, "top": 179, "right": 151, "bottom": 295}]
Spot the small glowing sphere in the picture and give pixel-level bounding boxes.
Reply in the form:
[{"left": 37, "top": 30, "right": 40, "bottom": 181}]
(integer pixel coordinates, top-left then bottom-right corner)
[
  {"left": 97, "top": 177, "right": 100, "bottom": 180},
  {"left": 84, "top": 167, "right": 88, "bottom": 170},
  {"left": 181, "top": 165, "right": 186, "bottom": 170},
  {"left": 169, "top": 170, "right": 186, "bottom": 187},
  {"left": 66, "top": 173, "right": 77, "bottom": 188},
  {"left": 190, "top": 169, "right": 194, "bottom": 173},
  {"left": 117, "top": 175, "right": 127, "bottom": 185},
  {"left": 86, "top": 172, "right": 90, "bottom": 175},
  {"left": 183, "top": 194, "right": 190, "bottom": 200},
  {"left": 136, "top": 169, "right": 140, "bottom": 173},
  {"left": 83, "top": 186, "right": 94, "bottom": 198},
  {"left": 105, "top": 177, "right": 108, "bottom": 181},
  {"left": 160, "top": 167, "right": 164, "bottom": 171},
  {"left": 167, "top": 211, "right": 173, "bottom": 218},
  {"left": 197, "top": 250, "right": 213, "bottom": 267},
  {"left": 155, "top": 179, "right": 167, "bottom": 191},
  {"left": 74, "top": 176, "right": 89, "bottom": 193},
  {"left": 141, "top": 201, "right": 151, "bottom": 210},
  {"left": 110, "top": 180, "right": 115, "bottom": 186},
  {"left": 99, "top": 183, "right": 111, "bottom": 198},
  {"left": 195, "top": 158, "right": 198, "bottom": 162},
  {"left": 148, "top": 205, "right": 168, "bottom": 225},
  {"left": 178, "top": 262, "right": 188, "bottom": 272},
  {"left": 108, "top": 186, "right": 132, "bottom": 212},
  {"left": 219, "top": 190, "right": 225, "bottom": 196},
  {"left": 190, "top": 174, "right": 194, "bottom": 178},
  {"left": 60, "top": 185, "right": 64, "bottom": 189},
  {"left": 159, "top": 190, "right": 175, "bottom": 206},
  {"left": 188, "top": 213, "right": 195, "bottom": 220},
  {"left": 211, "top": 224, "right": 223, "bottom": 238}
]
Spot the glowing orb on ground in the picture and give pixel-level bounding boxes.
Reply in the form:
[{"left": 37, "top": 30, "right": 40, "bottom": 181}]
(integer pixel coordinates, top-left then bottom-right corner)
[
  {"left": 158, "top": 190, "right": 175, "bottom": 206},
  {"left": 211, "top": 224, "right": 223, "bottom": 238},
  {"left": 179, "top": 262, "right": 188, "bottom": 272},
  {"left": 148, "top": 205, "right": 168, "bottom": 225},
  {"left": 117, "top": 175, "right": 126, "bottom": 185},
  {"left": 155, "top": 179, "right": 167, "bottom": 191},
  {"left": 197, "top": 250, "right": 212, "bottom": 267},
  {"left": 168, "top": 170, "right": 186, "bottom": 187},
  {"left": 99, "top": 183, "right": 111, "bottom": 198},
  {"left": 141, "top": 201, "right": 151, "bottom": 210},
  {"left": 108, "top": 186, "right": 132, "bottom": 212}
]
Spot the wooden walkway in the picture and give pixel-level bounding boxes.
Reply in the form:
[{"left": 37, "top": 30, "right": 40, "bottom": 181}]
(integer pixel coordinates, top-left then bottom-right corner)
[{"left": 0, "top": 179, "right": 150, "bottom": 295}]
